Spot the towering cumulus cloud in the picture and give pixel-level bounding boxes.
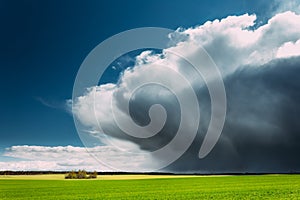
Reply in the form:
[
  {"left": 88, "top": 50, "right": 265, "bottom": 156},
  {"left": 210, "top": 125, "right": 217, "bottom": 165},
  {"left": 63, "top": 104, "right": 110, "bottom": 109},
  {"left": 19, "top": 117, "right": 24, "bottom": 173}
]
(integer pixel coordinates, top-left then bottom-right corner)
[{"left": 71, "top": 11, "right": 300, "bottom": 172}]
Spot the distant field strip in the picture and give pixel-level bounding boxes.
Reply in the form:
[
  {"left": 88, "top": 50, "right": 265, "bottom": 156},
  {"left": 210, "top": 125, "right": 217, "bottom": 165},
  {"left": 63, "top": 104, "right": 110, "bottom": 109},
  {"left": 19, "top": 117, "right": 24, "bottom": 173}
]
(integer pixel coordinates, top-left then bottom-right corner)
[
  {"left": 0, "top": 174, "right": 200, "bottom": 180},
  {"left": 0, "top": 175, "right": 299, "bottom": 199}
]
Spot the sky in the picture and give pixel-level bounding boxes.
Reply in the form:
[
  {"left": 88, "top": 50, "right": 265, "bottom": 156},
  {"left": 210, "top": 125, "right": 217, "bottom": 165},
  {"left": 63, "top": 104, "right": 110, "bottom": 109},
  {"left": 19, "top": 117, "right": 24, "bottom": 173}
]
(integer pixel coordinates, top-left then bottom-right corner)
[{"left": 1, "top": 0, "right": 300, "bottom": 172}]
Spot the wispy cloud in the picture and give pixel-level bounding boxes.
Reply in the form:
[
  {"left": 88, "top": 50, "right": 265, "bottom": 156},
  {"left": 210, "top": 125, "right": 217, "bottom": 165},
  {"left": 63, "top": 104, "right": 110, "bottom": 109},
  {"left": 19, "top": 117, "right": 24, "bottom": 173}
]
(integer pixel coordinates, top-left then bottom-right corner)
[
  {"left": 272, "top": 0, "right": 300, "bottom": 15},
  {"left": 35, "top": 96, "right": 68, "bottom": 111}
]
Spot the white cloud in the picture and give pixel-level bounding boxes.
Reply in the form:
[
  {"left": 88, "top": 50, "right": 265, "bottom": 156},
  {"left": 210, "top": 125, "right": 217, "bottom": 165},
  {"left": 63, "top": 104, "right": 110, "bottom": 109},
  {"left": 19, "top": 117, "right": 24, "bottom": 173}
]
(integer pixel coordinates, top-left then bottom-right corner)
[
  {"left": 276, "top": 39, "right": 300, "bottom": 58},
  {"left": 135, "top": 50, "right": 162, "bottom": 65},
  {"left": 175, "top": 11, "right": 300, "bottom": 73},
  {"left": 0, "top": 145, "right": 153, "bottom": 171}
]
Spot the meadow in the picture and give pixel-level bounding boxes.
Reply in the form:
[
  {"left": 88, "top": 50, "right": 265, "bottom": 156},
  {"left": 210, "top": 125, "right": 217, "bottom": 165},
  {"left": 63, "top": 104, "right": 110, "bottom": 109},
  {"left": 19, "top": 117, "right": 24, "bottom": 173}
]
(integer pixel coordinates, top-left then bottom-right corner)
[{"left": 0, "top": 174, "right": 299, "bottom": 199}]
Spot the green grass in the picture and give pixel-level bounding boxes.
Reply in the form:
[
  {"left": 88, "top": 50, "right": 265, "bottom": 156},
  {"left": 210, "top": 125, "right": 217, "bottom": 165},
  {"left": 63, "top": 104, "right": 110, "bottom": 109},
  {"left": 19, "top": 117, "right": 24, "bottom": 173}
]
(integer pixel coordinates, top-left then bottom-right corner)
[{"left": 0, "top": 175, "right": 299, "bottom": 199}]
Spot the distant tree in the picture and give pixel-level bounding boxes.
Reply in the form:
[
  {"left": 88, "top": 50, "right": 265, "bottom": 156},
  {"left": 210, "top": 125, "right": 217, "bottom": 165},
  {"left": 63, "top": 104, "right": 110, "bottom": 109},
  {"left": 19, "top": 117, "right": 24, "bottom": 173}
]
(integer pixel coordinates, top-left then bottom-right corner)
[
  {"left": 88, "top": 171, "right": 98, "bottom": 179},
  {"left": 77, "top": 170, "right": 87, "bottom": 179},
  {"left": 65, "top": 170, "right": 77, "bottom": 179}
]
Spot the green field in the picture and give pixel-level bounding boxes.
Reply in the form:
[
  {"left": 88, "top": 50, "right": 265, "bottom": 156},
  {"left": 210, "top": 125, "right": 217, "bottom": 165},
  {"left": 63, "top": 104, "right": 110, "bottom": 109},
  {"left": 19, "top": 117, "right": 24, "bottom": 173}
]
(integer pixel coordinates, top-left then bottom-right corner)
[{"left": 0, "top": 175, "right": 299, "bottom": 199}]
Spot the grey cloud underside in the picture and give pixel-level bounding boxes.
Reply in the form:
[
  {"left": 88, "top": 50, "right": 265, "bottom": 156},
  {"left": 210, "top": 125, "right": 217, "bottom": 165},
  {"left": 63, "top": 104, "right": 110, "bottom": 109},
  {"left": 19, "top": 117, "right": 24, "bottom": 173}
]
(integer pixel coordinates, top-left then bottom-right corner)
[
  {"left": 170, "top": 57, "right": 300, "bottom": 173},
  {"left": 98, "top": 57, "right": 300, "bottom": 172},
  {"left": 100, "top": 84, "right": 182, "bottom": 151}
]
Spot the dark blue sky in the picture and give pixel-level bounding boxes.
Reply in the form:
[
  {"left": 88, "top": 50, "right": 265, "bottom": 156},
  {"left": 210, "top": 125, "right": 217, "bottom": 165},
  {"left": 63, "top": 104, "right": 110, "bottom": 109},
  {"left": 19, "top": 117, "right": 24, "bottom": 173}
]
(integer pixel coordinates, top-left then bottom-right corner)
[{"left": 0, "top": 0, "right": 274, "bottom": 149}]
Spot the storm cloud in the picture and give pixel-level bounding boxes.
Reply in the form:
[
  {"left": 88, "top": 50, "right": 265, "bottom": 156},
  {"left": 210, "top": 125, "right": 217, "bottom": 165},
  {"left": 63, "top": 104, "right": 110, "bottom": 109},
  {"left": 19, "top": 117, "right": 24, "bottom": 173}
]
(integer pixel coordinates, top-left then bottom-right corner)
[{"left": 71, "top": 11, "right": 300, "bottom": 172}]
